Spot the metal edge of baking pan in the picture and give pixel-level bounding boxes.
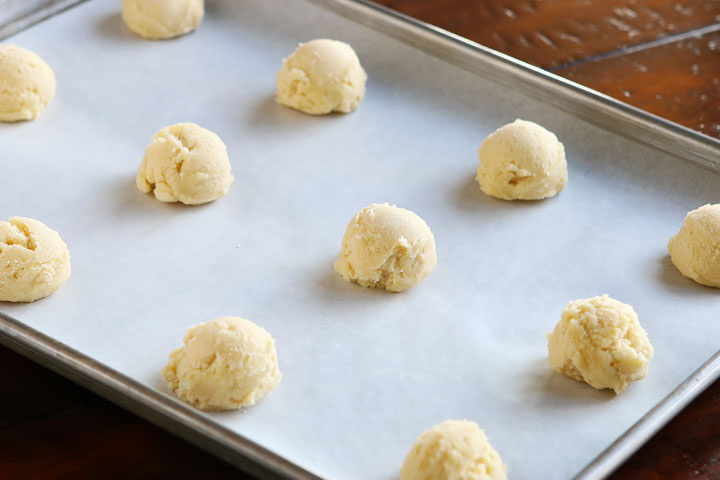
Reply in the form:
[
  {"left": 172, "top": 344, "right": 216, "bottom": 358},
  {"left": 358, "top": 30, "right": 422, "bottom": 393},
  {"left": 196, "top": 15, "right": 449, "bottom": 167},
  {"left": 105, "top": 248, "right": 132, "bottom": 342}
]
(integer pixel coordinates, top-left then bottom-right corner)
[
  {"left": 0, "top": 1, "right": 313, "bottom": 477},
  {"left": 0, "top": 0, "right": 88, "bottom": 40},
  {"left": 0, "top": 3, "right": 318, "bottom": 477},
  {"left": 2, "top": 300, "right": 717, "bottom": 480},
  {"left": 0, "top": 312, "right": 322, "bottom": 480},
  {"left": 1, "top": 1, "right": 718, "bottom": 479},
  {"left": 575, "top": 349, "right": 720, "bottom": 479},
  {"left": 307, "top": 0, "right": 720, "bottom": 173},
  {"left": 300, "top": 1, "right": 720, "bottom": 477}
]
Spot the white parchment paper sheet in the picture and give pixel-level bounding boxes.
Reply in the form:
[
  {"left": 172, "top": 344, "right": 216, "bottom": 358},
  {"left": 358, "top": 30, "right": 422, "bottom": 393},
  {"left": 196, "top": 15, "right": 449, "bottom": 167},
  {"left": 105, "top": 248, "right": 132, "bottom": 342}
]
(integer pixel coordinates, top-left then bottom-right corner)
[{"left": 1, "top": 1, "right": 719, "bottom": 478}]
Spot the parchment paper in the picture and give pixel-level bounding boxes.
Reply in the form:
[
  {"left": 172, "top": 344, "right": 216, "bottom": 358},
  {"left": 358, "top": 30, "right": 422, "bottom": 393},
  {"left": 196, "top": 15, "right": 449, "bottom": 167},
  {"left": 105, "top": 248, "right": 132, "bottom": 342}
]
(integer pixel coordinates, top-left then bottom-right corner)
[{"left": 1, "top": 1, "right": 718, "bottom": 478}]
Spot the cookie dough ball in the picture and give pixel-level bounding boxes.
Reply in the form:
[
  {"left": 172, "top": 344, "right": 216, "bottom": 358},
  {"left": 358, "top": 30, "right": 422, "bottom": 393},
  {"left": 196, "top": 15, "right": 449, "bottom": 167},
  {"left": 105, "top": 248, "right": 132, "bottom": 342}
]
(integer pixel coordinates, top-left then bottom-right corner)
[
  {"left": 121, "top": 0, "right": 204, "bottom": 40},
  {"left": 476, "top": 119, "right": 567, "bottom": 200},
  {"left": 0, "top": 217, "right": 71, "bottom": 302},
  {"left": 136, "top": 122, "right": 234, "bottom": 205},
  {"left": 334, "top": 203, "right": 436, "bottom": 292},
  {"left": 162, "top": 317, "right": 282, "bottom": 411},
  {"left": 276, "top": 39, "right": 367, "bottom": 115},
  {"left": 0, "top": 45, "right": 56, "bottom": 122},
  {"left": 667, "top": 204, "right": 720, "bottom": 288},
  {"left": 400, "top": 420, "right": 507, "bottom": 480},
  {"left": 547, "top": 295, "right": 653, "bottom": 394}
]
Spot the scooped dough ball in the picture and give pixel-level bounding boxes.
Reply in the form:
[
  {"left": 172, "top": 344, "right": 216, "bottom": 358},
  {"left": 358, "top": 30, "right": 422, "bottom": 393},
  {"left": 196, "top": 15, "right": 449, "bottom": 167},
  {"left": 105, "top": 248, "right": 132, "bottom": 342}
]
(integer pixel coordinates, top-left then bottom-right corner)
[
  {"left": 547, "top": 295, "right": 653, "bottom": 394},
  {"left": 136, "top": 122, "right": 234, "bottom": 205},
  {"left": 121, "top": 0, "right": 204, "bottom": 40},
  {"left": 667, "top": 204, "right": 720, "bottom": 288},
  {"left": 476, "top": 119, "right": 567, "bottom": 200},
  {"left": 276, "top": 39, "right": 367, "bottom": 115},
  {"left": 334, "top": 203, "right": 436, "bottom": 292},
  {"left": 0, "top": 44, "right": 56, "bottom": 122},
  {"left": 162, "top": 316, "right": 282, "bottom": 411},
  {"left": 0, "top": 217, "right": 71, "bottom": 302},
  {"left": 400, "top": 420, "right": 507, "bottom": 480}
]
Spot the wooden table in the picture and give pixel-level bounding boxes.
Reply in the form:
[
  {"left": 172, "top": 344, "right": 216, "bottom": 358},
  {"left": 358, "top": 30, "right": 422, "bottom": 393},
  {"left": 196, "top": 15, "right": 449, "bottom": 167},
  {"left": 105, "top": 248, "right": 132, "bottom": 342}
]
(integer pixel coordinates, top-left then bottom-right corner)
[{"left": 1, "top": 1, "right": 718, "bottom": 478}]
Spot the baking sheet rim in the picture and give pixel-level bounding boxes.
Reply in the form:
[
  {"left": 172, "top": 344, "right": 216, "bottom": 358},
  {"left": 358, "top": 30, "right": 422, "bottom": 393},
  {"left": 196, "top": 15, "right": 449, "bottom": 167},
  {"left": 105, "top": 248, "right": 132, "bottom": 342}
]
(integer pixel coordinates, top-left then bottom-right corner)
[
  {"left": 309, "top": 0, "right": 720, "bottom": 173},
  {"left": 2, "top": 0, "right": 719, "bottom": 478},
  {"left": 2, "top": 311, "right": 719, "bottom": 480},
  {"left": 0, "top": 312, "right": 320, "bottom": 480},
  {"left": 0, "top": 0, "right": 86, "bottom": 40}
]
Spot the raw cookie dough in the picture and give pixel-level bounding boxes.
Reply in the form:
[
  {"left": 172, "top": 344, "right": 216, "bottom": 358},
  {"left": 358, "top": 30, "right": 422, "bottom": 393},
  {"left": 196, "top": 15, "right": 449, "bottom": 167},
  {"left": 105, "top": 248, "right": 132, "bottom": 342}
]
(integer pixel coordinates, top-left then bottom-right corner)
[
  {"left": 0, "top": 44, "right": 56, "bottom": 122},
  {"left": 667, "top": 203, "right": 720, "bottom": 288},
  {"left": 547, "top": 294, "right": 653, "bottom": 394},
  {"left": 121, "top": 0, "right": 204, "bottom": 40},
  {"left": 276, "top": 39, "right": 367, "bottom": 115},
  {"left": 136, "top": 122, "right": 234, "bottom": 205},
  {"left": 400, "top": 420, "right": 507, "bottom": 480},
  {"left": 476, "top": 119, "right": 567, "bottom": 200},
  {"left": 0, "top": 217, "right": 71, "bottom": 302},
  {"left": 334, "top": 203, "right": 437, "bottom": 292},
  {"left": 162, "top": 316, "right": 282, "bottom": 411}
]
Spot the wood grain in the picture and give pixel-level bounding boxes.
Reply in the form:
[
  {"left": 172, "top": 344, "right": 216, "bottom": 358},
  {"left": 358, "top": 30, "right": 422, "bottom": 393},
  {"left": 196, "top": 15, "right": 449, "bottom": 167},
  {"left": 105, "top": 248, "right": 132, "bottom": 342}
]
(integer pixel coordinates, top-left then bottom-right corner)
[
  {"left": 1, "top": 345, "right": 718, "bottom": 478},
  {"left": 554, "top": 29, "right": 720, "bottom": 138},
  {"left": 0, "top": 346, "right": 244, "bottom": 479},
  {"left": 611, "top": 378, "right": 720, "bottom": 480},
  {"left": 376, "top": 0, "right": 720, "bottom": 68},
  {"left": 2, "top": 0, "right": 719, "bottom": 479},
  {"left": 375, "top": 0, "right": 720, "bottom": 137}
]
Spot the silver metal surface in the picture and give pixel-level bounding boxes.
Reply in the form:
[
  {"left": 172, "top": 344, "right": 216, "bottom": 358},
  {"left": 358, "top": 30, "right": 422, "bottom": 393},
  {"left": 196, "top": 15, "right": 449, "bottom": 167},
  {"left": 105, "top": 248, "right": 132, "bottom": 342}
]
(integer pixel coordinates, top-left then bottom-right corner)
[
  {"left": 0, "top": 312, "right": 321, "bottom": 480},
  {"left": 576, "top": 349, "right": 720, "bottom": 479},
  {"left": 307, "top": 0, "right": 720, "bottom": 172},
  {"left": 297, "top": 3, "right": 720, "bottom": 476},
  {"left": 0, "top": 0, "right": 86, "bottom": 39},
  {"left": 1, "top": 1, "right": 718, "bottom": 479}
]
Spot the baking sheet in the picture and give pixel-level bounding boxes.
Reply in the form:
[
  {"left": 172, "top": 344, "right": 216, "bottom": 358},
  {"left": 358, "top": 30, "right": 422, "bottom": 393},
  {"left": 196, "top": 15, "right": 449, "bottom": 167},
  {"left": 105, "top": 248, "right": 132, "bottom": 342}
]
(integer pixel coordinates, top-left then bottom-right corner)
[
  {"left": 1, "top": 0, "right": 719, "bottom": 478},
  {"left": 0, "top": 0, "right": 82, "bottom": 38},
  {"left": 0, "top": 0, "right": 50, "bottom": 25}
]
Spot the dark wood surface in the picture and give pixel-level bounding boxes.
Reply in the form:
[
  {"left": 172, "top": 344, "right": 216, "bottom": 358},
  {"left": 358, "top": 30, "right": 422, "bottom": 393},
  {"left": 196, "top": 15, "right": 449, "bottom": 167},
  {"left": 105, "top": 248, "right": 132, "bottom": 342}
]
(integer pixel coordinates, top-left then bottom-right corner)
[
  {"left": 555, "top": 29, "right": 720, "bottom": 138},
  {"left": 380, "top": 0, "right": 720, "bottom": 139},
  {"left": 379, "top": 0, "right": 720, "bottom": 68},
  {"left": 2, "top": 345, "right": 718, "bottom": 479},
  {"left": 2, "top": 1, "right": 719, "bottom": 479}
]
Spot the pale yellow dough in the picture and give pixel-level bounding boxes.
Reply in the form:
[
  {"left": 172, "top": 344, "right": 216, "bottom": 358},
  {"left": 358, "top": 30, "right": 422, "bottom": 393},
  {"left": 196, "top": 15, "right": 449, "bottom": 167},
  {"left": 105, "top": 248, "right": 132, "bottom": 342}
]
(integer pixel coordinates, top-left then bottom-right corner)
[
  {"left": 400, "top": 420, "right": 507, "bottom": 480},
  {"left": 0, "top": 44, "right": 56, "bottom": 122},
  {"left": 122, "top": 0, "right": 204, "bottom": 40},
  {"left": 136, "top": 122, "right": 234, "bottom": 205},
  {"left": 476, "top": 119, "right": 567, "bottom": 200},
  {"left": 334, "top": 203, "right": 436, "bottom": 292},
  {"left": 276, "top": 39, "right": 367, "bottom": 115},
  {"left": 547, "top": 295, "right": 653, "bottom": 394},
  {"left": 0, "top": 217, "right": 70, "bottom": 302},
  {"left": 162, "top": 317, "right": 282, "bottom": 411},
  {"left": 667, "top": 203, "right": 720, "bottom": 288}
]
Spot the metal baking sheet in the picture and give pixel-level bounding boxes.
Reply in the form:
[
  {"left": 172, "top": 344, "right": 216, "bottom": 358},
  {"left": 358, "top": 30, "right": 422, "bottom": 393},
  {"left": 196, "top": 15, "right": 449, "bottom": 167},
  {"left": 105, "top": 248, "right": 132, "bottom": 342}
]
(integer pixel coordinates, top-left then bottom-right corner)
[
  {"left": 1, "top": 0, "right": 719, "bottom": 479},
  {"left": 0, "top": 0, "right": 83, "bottom": 38}
]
